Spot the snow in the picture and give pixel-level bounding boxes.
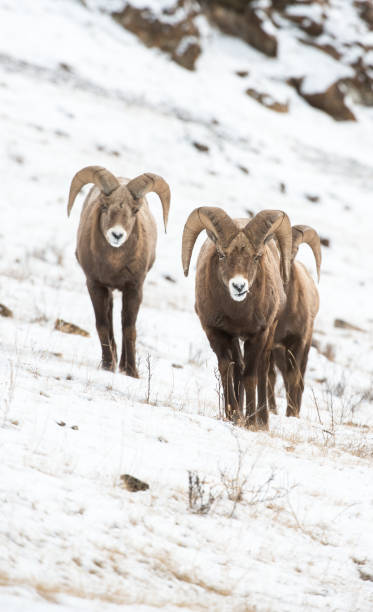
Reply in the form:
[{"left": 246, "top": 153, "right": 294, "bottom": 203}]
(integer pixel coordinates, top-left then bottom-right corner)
[{"left": 0, "top": 0, "right": 373, "bottom": 610}]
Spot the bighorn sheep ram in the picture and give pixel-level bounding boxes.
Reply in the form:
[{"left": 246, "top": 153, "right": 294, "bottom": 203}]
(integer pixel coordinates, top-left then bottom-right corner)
[
  {"left": 182, "top": 207, "right": 292, "bottom": 429},
  {"left": 67, "top": 165, "right": 170, "bottom": 376},
  {"left": 268, "top": 225, "right": 321, "bottom": 417}
]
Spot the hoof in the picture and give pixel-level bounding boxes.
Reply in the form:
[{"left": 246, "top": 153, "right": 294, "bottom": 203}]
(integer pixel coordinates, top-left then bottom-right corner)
[
  {"left": 244, "top": 418, "right": 268, "bottom": 431},
  {"left": 256, "top": 420, "right": 269, "bottom": 431},
  {"left": 244, "top": 419, "right": 256, "bottom": 430},
  {"left": 119, "top": 366, "right": 139, "bottom": 378},
  {"left": 225, "top": 402, "right": 241, "bottom": 423},
  {"left": 101, "top": 361, "right": 116, "bottom": 372},
  {"left": 286, "top": 408, "right": 300, "bottom": 418}
]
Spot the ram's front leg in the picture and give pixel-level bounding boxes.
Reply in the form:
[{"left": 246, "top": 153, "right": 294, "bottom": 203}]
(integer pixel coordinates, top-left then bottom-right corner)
[
  {"left": 87, "top": 280, "right": 117, "bottom": 371},
  {"left": 205, "top": 327, "right": 240, "bottom": 421},
  {"left": 242, "top": 339, "right": 259, "bottom": 428},
  {"left": 243, "top": 331, "right": 271, "bottom": 430},
  {"left": 119, "top": 284, "right": 142, "bottom": 378},
  {"left": 232, "top": 338, "right": 244, "bottom": 416},
  {"left": 256, "top": 327, "right": 276, "bottom": 429}
]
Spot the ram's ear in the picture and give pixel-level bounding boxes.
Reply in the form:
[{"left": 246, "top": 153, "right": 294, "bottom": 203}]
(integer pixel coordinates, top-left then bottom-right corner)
[{"left": 130, "top": 198, "right": 141, "bottom": 215}]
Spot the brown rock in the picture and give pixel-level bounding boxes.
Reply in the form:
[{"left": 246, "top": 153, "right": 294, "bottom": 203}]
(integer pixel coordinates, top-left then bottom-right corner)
[
  {"left": 355, "top": 0, "right": 373, "bottom": 30},
  {"left": 0, "top": 303, "right": 13, "bottom": 318},
  {"left": 305, "top": 193, "right": 320, "bottom": 203},
  {"left": 312, "top": 339, "right": 336, "bottom": 361},
  {"left": 304, "top": 83, "right": 356, "bottom": 121},
  {"left": 120, "top": 474, "right": 149, "bottom": 492},
  {"left": 207, "top": 5, "right": 278, "bottom": 57},
  {"left": 272, "top": 0, "right": 328, "bottom": 9},
  {"left": 334, "top": 318, "right": 366, "bottom": 332},
  {"left": 299, "top": 39, "right": 342, "bottom": 61},
  {"left": 209, "top": 0, "right": 249, "bottom": 10},
  {"left": 54, "top": 319, "right": 90, "bottom": 337},
  {"left": 285, "top": 13, "right": 324, "bottom": 37},
  {"left": 236, "top": 70, "right": 249, "bottom": 78},
  {"left": 238, "top": 165, "right": 250, "bottom": 174},
  {"left": 113, "top": 5, "right": 201, "bottom": 71},
  {"left": 343, "top": 54, "right": 373, "bottom": 106},
  {"left": 289, "top": 78, "right": 356, "bottom": 121},
  {"left": 246, "top": 87, "right": 289, "bottom": 112},
  {"left": 193, "top": 141, "right": 210, "bottom": 152}
]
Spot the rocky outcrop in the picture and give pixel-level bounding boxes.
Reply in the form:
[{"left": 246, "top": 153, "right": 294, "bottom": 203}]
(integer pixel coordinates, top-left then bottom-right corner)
[
  {"left": 205, "top": 3, "right": 278, "bottom": 57},
  {"left": 344, "top": 54, "right": 373, "bottom": 106},
  {"left": 246, "top": 87, "right": 289, "bottom": 113},
  {"left": 288, "top": 77, "right": 356, "bottom": 121},
  {"left": 355, "top": 0, "right": 373, "bottom": 29},
  {"left": 112, "top": 3, "right": 201, "bottom": 70},
  {"left": 113, "top": 0, "right": 279, "bottom": 64},
  {"left": 111, "top": 0, "right": 373, "bottom": 120}
]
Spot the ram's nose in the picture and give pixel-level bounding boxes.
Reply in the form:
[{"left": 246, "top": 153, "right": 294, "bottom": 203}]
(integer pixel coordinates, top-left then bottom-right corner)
[
  {"left": 232, "top": 281, "right": 246, "bottom": 293},
  {"left": 229, "top": 276, "right": 249, "bottom": 302},
  {"left": 106, "top": 225, "right": 127, "bottom": 247}
]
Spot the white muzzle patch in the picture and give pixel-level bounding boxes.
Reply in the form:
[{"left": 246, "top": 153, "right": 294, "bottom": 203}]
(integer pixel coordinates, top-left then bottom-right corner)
[
  {"left": 106, "top": 225, "right": 127, "bottom": 248},
  {"left": 229, "top": 276, "right": 249, "bottom": 302}
]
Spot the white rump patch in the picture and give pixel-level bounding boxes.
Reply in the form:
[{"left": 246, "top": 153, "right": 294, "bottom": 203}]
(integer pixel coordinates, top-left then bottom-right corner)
[
  {"left": 229, "top": 276, "right": 249, "bottom": 302},
  {"left": 106, "top": 225, "right": 127, "bottom": 248}
]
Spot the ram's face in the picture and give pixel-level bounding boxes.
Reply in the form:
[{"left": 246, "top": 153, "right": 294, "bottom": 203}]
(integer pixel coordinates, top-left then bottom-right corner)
[
  {"left": 215, "top": 233, "right": 263, "bottom": 302},
  {"left": 99, "top": 187, "right": 140, "bottom": 248}
]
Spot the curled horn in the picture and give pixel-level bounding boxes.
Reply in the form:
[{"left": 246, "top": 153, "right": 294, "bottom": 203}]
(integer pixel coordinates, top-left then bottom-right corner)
[
  {"left": 67, "top": 166, "right": 119, "bottom": 216},
  {"left": 182, "top": 207, "right": 238, "bottom": 277},
  {"left": 292, "top": 225, "right": 321, "bottom": 282},
  {"left": 244, "top": 210, "right": 292, "bottom": 284},
  {"left": 126, "top": 172, "right": 171, "bottom": 232}
]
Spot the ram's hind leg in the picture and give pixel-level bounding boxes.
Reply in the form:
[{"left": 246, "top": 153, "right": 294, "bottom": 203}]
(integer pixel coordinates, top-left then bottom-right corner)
[
  {"left": 282, "top": 335, "right": 305, "bottom": 418},
  {"left": 87, "top": 280, "right": 117, "bottom": 371},
  {"left": 268, "top": 351, "right": 278, "bottom": 414},
  {"left": 294, "top": 339, "right": 311, "bottom": 416}
]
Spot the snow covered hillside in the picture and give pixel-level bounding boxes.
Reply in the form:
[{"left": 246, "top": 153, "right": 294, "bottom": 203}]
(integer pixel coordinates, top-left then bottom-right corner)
[{"left": 0, "top": 0, "right": 373, "bottom": 610}]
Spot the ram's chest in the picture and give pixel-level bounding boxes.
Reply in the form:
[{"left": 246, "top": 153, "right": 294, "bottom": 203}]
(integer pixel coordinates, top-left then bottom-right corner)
[
  {"left": 204, "top": 299, "right": 266, "bottom": 336},
  {"left": 77, "top": 245, "right": 138, "bottom": 290}
]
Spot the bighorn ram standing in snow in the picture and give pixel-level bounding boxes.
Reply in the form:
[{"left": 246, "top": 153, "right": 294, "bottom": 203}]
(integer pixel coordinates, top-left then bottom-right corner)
[
  {"left": 182, "top": 207, "right": 292, "bottom": 429},
  {"left": 268, "top": 225, "right": 321, "bottom": 417},
  {"left": 67, "top": 165, "right": 170, "bottom": 376}
]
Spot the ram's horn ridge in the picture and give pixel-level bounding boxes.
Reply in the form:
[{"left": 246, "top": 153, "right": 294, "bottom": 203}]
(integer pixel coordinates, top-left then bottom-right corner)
[
  {"left": 127, "top": 172, "right": 171, "bottom": 232},
  {"left": 291, "top": 225, "right": 321, "bottom": 281},
  {"left": 182, "top": 206, "right": 237, "bottom": 276},
  {"left": 67, "top": 166, "right": 120, "bottom": 216},
  {"left": 244, "top": 210, "right": 292, "bottom": 285}
]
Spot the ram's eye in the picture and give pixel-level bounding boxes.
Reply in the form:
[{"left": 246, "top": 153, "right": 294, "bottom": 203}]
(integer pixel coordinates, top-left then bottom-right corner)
[
  {"left": 132, "top": 207, "right": 140, "bottom": 215},
  {"left": 101, "top": 205, "right": 108, "bottom": 212},
  {"left": 218, "top": 251, "right": 226, "bottom": 260},
  {"left": 253, "top": 253, "right": 262, "bottom": 263}
]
